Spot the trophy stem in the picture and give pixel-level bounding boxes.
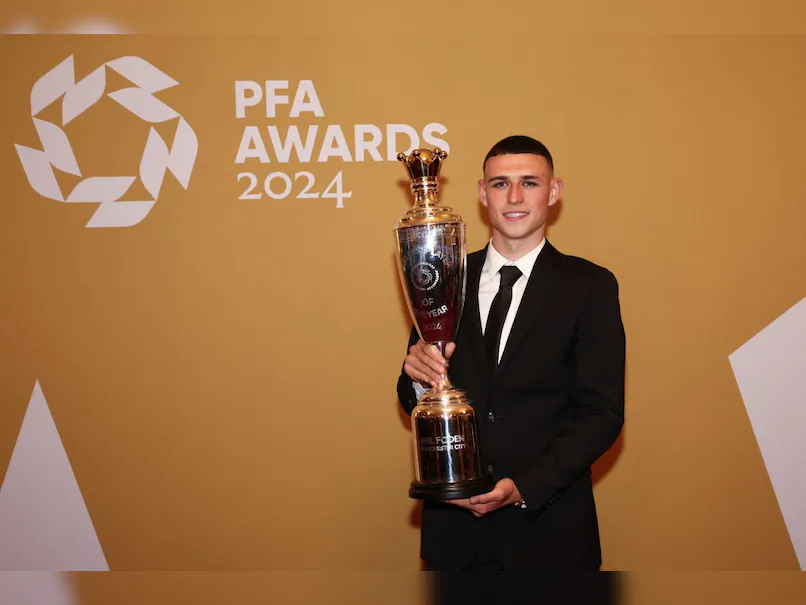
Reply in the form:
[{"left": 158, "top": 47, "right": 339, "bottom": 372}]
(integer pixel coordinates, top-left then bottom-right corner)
[{"left": 433, "top": 341, "right": 454, "bottom": 391}]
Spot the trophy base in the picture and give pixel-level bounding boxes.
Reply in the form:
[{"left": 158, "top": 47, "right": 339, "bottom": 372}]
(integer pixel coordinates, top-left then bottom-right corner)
[{"left": 409, "top": 474, "right": 494, "bottom": 500}]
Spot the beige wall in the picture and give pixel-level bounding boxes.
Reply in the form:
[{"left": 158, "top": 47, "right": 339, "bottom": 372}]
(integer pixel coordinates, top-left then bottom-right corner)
[{"left": 2, "top": 3, "right": 806, "bottom": 603}]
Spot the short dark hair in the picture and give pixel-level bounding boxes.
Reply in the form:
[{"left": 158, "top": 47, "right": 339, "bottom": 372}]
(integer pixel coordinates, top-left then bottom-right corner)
[{"left": 483, "top": 135, "right": 554, "bottom": 173}]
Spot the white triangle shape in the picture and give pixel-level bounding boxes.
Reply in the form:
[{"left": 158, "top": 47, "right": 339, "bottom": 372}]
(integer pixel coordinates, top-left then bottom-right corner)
[
  {"left": 730, "top": 297, "right": 806, "bottom": 571},
  {"left": 0, "top": 381, "right": 109, "bottom": 570}
]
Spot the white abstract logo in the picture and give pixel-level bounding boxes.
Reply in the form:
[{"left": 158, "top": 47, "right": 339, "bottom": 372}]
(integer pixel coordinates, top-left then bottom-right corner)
[{"left": 15, "top": 55, "right": 198, "bottom": 228}]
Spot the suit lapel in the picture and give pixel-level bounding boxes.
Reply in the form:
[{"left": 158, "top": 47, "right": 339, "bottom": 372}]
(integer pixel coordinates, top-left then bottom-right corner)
[
  {"left": 493, "top": 240, "right": 562, "bottom": 382},
  {"left": 460, "top": 246, "right": 490, "bottom": 381}
]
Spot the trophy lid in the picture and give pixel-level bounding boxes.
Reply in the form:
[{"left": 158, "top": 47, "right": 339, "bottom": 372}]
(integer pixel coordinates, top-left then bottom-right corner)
[
  {"left": 395, "top": 148, "right": 464, "bottom": 229},
  {"left": 397, "top": 148, "right": 447, "bottom": 183}
]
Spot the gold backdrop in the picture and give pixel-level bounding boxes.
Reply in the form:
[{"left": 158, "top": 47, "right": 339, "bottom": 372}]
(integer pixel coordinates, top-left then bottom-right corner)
[{"left": 2, "top": 2, "right": 806, "bottom": 603}]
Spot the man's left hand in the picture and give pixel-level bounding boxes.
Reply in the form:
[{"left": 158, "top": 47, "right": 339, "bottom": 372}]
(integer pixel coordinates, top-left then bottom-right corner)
[{"left": 444, "top": 478, "right": 522, "bottom": 517}]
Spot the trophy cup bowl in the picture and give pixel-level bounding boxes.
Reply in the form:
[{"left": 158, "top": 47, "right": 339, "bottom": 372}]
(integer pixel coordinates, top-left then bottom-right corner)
[{"left": 394, "top": 148, "right": 493, "bottom": 500}]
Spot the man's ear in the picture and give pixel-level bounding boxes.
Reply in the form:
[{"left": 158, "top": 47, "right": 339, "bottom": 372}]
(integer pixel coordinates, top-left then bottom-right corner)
[
  {"left": 478, "top": 178, "right": 488, "bottom": 207},
  {"left": 549, "top": 177, "right": 563, "bottom": 206}
]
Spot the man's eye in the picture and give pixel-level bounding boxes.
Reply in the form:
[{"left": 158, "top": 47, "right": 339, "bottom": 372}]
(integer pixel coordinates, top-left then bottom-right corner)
[
  {"left": 523, "top": 181, "right": 538, "bottom": 188},
  {"left": 492, "top": 182, "right": 507, "bottom": 188}
]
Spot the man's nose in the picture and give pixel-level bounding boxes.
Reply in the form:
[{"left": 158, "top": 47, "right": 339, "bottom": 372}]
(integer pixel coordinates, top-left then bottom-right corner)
[{"left": 508, "top": 183, "right": 523, "bottom": 204}]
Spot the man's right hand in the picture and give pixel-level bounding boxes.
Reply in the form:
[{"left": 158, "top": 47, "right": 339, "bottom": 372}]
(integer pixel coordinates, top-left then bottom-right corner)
[{"left": 403, "top": 340, "right": 456, "bottom": 388}]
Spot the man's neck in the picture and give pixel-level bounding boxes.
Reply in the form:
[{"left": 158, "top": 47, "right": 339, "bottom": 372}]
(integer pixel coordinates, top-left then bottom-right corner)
[{"left": 490, "top": 233, "right": 545, "bottom": 261}]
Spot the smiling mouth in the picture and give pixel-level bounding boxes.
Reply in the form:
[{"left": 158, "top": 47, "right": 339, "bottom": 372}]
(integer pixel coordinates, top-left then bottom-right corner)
[{"left": 503, "top": 212, "right": 528, "bottom": 219}]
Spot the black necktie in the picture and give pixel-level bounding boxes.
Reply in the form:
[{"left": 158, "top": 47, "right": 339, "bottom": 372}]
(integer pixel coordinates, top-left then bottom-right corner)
[{"left": 484, "top": 265, "right": 522, "bottom": 369}]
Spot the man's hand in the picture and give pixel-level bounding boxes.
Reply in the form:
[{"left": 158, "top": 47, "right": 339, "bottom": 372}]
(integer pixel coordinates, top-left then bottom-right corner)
[
  {"left": 403, "top": 340, "right": 456, "bottom": 388},
  {"left": 444, "top": 478, "right": 522, "bottom": 517}
]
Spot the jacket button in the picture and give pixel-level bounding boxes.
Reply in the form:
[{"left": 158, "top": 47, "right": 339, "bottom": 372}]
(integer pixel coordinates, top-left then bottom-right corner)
[
  {"left": 487, "top": 411, "right": 495, "bottom": 421},
  {"left": 487, "top": 465, "right": 494, "bottom": 474}
]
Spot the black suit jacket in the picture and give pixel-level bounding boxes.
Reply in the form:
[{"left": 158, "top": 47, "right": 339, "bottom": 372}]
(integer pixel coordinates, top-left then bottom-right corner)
[{"left": 397, "top": 240, "right": 626, "bottom": 571}]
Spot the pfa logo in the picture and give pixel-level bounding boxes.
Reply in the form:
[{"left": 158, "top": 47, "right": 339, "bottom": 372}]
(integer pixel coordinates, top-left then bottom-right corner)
[{"left": 15, "top": 55, "right": 198, "bottom": 228}]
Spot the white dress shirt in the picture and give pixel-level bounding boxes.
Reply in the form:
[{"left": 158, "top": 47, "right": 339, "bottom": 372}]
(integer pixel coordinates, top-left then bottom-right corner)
[
  {"left": 412, "top": 237, "right": 546, "bottom": 398},
  {"left": 478, "top": 237, "right": 546, "bottom": 363}
]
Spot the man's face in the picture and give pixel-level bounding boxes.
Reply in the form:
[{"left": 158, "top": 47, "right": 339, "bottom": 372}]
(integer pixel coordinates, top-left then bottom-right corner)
[{"left": 478, "top": 153, "right": 562, "bottom": 251}]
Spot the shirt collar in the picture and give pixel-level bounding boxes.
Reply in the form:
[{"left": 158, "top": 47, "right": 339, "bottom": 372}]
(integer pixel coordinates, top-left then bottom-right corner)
[{"left": 481, "top": 237, "right": 546, "bottom": 283}]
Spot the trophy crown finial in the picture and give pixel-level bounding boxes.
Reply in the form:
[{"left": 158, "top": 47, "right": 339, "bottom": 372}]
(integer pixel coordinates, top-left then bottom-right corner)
[
  {"left": 394, "top": 145, "right": 463, "bottom": 229},
  {"left": 397, "top": 148, "right": 448, "bottom": 183}
]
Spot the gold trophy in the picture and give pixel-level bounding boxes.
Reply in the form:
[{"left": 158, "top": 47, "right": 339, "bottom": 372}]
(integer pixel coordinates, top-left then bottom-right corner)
[{"left": 395, "top": 148, "right": 493, "bottom": 500}]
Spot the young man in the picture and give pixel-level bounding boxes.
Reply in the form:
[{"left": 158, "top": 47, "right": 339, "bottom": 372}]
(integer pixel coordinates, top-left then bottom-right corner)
[{"left": 397, "top": 135, "right": 626, "bottom": 575}]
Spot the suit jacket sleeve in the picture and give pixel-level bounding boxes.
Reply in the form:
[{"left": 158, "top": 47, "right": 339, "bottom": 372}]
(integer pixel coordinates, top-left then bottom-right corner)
[
  {"left": 396, "top": 325, "right": 421, "bottom": 415},
  {"left": 513, "top": 268, "right": 626, "bottom": 514}
]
